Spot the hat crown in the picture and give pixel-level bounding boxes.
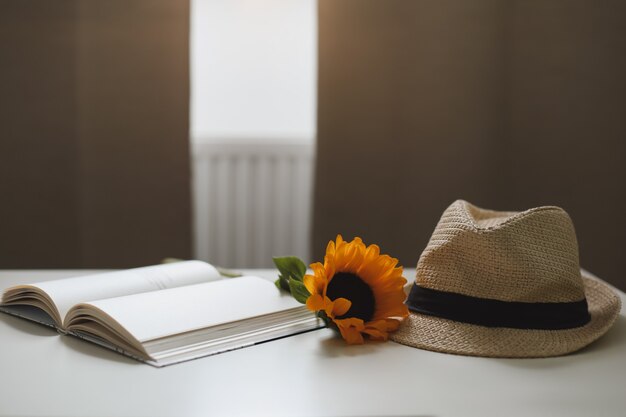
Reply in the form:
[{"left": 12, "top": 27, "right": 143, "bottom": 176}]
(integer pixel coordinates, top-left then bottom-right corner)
[{"left": 416, "top": 200, "right": 585, "bottom": 302}]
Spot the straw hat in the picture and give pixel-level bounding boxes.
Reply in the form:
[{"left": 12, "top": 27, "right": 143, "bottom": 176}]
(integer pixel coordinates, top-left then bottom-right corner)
[{"left": 391, "top": 200, "right": 621, "bottom": 358}]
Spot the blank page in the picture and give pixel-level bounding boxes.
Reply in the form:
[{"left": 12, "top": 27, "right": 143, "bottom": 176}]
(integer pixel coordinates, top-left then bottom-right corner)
[
  {"left": 34, "top": 261, "right": 220, "bottom": 322},
  {"left": 82, "top": 276, "right": 302, "bottom": 342}
]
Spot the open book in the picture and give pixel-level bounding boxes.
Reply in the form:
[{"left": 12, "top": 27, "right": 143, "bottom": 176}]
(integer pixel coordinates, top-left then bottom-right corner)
[{"left": 0, "top": 261, "right": 322, "bottom": 367}]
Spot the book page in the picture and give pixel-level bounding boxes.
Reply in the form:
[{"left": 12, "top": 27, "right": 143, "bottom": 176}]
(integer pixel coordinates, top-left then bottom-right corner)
[
  {"left": 78, "top": 276, "right": 302, "bottom": 342},
  {"left": 33, "top": 261, "right": 221, "bottom": 323}
]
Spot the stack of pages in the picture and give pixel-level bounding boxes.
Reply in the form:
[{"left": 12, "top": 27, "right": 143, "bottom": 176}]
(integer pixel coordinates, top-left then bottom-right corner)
[{"left": 0, "top": 261, "right": 322, "bottom": 367}]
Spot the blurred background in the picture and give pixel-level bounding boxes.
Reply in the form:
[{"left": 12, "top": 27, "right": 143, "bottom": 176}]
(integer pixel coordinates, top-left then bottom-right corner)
[{"left": 1, "top": 0, "right": 625, "bottom": 290}]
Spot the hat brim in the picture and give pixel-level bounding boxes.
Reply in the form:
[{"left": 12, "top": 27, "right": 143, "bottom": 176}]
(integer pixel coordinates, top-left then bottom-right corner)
[{"left": 390, "top": 270, "right": 622, "bottom": 358}]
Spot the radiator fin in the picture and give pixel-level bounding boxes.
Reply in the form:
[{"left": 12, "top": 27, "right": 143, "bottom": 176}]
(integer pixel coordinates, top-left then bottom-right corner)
[{"left": 192, "top": 142, "right": 314, "bottom": 268}]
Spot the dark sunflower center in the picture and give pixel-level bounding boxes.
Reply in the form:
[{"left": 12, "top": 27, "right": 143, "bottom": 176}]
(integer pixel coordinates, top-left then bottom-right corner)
[{"left": 326, "top": 272, "right": 375, "bottom": 322}]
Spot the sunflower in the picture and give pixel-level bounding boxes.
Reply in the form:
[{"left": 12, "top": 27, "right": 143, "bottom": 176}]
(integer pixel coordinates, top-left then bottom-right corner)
[{"left": 303, "top": 235, "right": 409, "bottom": 344}]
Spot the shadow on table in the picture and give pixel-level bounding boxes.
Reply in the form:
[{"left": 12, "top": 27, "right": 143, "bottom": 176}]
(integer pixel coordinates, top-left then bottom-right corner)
[
  {"left": 0, "top": 310, "right": 58, "bottom": 337},
  {"left": 1, "top": 309, "right": 139, "bottom": 365},
  {"left": 315, "top": 332, "right": 393, "bottom": 358}
]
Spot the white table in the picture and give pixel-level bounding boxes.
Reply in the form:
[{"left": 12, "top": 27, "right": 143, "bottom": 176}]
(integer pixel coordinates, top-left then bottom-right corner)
[{"left": 1, "top": 269, "right": 625, "bottom": 417}]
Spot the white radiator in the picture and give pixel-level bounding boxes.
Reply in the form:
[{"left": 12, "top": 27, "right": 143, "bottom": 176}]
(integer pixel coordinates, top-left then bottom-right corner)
[{"left": 192, "top": 142, "right": 315, "bottom": 268}]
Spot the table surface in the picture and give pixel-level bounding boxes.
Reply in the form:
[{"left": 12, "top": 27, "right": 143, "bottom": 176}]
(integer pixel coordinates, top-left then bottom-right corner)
[{"left": 1, "top": 269, "right": 625, "bottom": 417}]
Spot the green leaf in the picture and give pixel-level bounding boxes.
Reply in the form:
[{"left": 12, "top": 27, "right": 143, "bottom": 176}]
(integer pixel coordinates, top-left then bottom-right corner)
[
  {"left": 272, "top": 256, "right": 307, "bottom": 282},
  {"left": 288, "top": 277, "right": 311, "bottom": 304},
  {"left": 316, "top": 310, "right": 332, "bottom": 327},
  {"left": 275, "top": 275, "right": 291, "bottom": 292}
]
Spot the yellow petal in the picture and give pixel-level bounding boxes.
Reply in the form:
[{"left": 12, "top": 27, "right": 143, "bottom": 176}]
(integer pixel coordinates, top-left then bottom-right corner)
[
  {"left": 323, "top": 296, "right": 336, "bottom": 317},
  {"left": 323, "top": 258, "right": 335, "bottom": 281},
  {"left": 331, "top": 297, "right": 351, "bottom": 317},
  {"left": 303, "top": 274, "right": 317, "bottom": 294},
  {"left": 362, "top": 328, "right": 388, "bottom": 341},
  {"left": 334, "top": 317, "right": 365, "bottom": 344},
  {"left": 384, "top": 319, "right": 402, "bottom": 332},
  {"left": 366, "top": 319, "right": 397, "bottom": 332},
  {"left": 304, "top": 265, "right": 327, "bottom": 294},
  {"left": 342, "top": 327, "right": 364, "bottom": 344},
  {"left": 305, "top": 293, "right": 325, "bottom": 312},
  {"left": 326, "top": 239, "right": 336, "bottom": 257},
  {"left": 361, "top": 318, "right": 403, "bottom": 341},
  {"left": 377, "top": 303, "right": 409, "bottom": 319},
  {"left": 364, "top": 319, "right": 388, "bottom": 332},
  {"left": 344, "top": 245, "right": 364, "bottom": 273},
  {"left": 363, "top": 244, "right": 380, "bottom": 263}
]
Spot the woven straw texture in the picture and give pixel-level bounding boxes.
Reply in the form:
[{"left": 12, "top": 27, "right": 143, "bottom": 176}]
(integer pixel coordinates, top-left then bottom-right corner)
[{"left": 391, "top": 200, "right": 621, "bottom": 358}]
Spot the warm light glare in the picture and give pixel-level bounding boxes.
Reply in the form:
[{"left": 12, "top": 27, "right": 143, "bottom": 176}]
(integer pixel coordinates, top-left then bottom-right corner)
[{"left": 190, "top": 0, "right": 317, "bottom": 142}]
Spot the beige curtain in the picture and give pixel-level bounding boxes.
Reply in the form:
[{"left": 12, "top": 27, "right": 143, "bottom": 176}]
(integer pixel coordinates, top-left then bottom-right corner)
[
  {"left": 314, "top": 0, "right": 626, "bottom": 289},
  {"left": 0, "top": 1, "right": 191, "bottom": 268}
]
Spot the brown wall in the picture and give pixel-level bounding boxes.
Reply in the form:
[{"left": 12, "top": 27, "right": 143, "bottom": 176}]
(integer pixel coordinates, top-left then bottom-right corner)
[
  {"left": 315, "top": 0, "right": 626, "bottom": 289},
  {"left": 0, "top": 1, "right": 191, "bottom": 268}
]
